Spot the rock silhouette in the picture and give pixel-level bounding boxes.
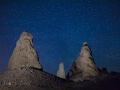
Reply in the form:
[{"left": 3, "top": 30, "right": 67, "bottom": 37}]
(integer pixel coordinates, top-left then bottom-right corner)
[
  {"left": 67, "top": 42, "right": 99, "bottom": 82},
  {"left": 8, "top": 31, "right": 42, "bottom": 70},
  {"left": 100, "top": 68, "right": 108, "bottom": 75},
  {"left": 57, "top": 62, "right": 66, "bottom": 78}
]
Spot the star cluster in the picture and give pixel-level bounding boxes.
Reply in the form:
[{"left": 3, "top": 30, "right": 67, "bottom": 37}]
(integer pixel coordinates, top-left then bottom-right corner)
[{"left": 0, "top": 0, "right": 120, "bottom": 75}]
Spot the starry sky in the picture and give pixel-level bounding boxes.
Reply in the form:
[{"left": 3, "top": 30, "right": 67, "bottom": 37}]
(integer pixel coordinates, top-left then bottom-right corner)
[{"left": 0, "top": 0, "right": 120, "bottom": 75}]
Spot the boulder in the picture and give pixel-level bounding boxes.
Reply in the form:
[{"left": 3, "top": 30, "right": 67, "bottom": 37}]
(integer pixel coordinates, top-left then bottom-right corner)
[
  {"left": 8, "top": 31, "right": 42, "bottom": 70},
  {"left": 57, "top": 62, "right": 66, "bottom": 78},
  {"left": 67, "top": 42, "right": 99, "bottom": 82},
  {"left": 100, "top": 68, "right": 108, "bottom": 75}
]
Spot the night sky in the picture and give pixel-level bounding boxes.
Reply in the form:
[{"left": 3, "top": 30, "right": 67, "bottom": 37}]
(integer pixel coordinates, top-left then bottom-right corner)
[{"left": 0, "top": 0, "right": 120, "bottom": 75}]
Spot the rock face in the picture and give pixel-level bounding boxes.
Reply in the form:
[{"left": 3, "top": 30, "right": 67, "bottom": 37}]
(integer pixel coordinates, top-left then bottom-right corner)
[
  {"left": 67, "top": 42, "right": 99, "bottom": 82},
  {"left": 8, "top": 31, "right": 42, "bottom": 70},
  {"left": 57, "top": 62, "right": 66, "bottom": 78}
]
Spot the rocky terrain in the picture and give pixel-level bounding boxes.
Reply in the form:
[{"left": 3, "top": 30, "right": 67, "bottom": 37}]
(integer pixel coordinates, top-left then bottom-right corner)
[
  {"left": 0, "top": 70, "right": 119, "bottom": 90},
  {"left": 0, "top": 31, "right": 120, "bottom": 90},
  {"left": 0, "top": 67, "right": 73, "bottom": 90}
]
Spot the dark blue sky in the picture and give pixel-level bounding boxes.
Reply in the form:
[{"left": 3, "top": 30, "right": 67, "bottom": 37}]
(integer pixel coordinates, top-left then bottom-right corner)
[{"left": 0, "top": 0, "right": 120, "bottom": 75}]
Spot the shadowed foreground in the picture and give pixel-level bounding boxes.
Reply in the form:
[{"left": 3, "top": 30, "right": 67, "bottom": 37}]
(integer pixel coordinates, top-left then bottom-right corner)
[{"left": 0, "top": 68, "right": 120, "bottom": 90}]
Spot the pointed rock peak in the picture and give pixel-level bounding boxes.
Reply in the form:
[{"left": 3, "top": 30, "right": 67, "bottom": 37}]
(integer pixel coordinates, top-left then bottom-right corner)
[
  {"left": 21, "top": 31, "right": 32, "bottom": 37},
  {"left": 8, "top": 31, "right": 42, "bottom": 70},
  {"left": 57, "top": 62, "right": 66, "bottom": 78},
  {"left": 67, "top": 42, "right": 99, "bottom": 82},
  {"left": 83, "top": 42, "right": 88, "bottom": 46},
  {"left": 80, "top": 42, "right": 92, "bottom": 57},
  {"left": 59, "top": 62, "right": 64, "bottom": 67},
  {"left": 22, "top": 31, "right": 30, "bottom": 34}
]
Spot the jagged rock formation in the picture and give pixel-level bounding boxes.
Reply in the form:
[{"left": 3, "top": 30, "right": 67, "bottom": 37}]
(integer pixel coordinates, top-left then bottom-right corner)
[
  {"left": 0, "top": 34, "right": 120, "bottom": 89},
  {"left": 8, "top": 31, "right": 42, "bottom": 70},
  {"left": 67, "top": 42, "right": 100, "bottom": 82},
  {"left": 57, "top": 62, "right": 66, "bottom": 78}
]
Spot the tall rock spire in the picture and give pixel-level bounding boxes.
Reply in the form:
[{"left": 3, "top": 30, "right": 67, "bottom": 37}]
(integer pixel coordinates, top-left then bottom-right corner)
[
  {"left": 8, "top": 31, "right": 42, "bottom": 70},
  {"left": 67, "top": 42, "right": 99, "bottom": 82},
  {"left": 57, "top": 62, "right": 66, "bottom": 78}
]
